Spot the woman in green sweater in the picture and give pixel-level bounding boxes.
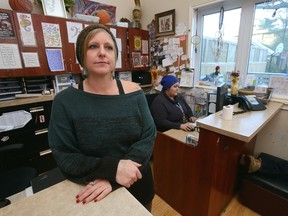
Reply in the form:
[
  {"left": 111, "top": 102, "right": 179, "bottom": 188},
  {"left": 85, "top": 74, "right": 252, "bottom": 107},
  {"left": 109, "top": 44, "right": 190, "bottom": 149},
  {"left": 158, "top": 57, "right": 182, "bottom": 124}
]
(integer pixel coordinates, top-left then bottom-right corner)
[{"left": 48, "top": 24, "right": 156, "bottom": 211}]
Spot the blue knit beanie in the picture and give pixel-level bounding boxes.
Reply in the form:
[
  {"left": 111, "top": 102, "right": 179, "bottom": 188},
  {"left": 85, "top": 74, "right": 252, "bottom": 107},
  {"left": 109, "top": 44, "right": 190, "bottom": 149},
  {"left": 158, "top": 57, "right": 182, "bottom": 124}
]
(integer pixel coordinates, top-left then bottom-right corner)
[{"left": 160, "top": 75, "right": 179, "bottom": 90}]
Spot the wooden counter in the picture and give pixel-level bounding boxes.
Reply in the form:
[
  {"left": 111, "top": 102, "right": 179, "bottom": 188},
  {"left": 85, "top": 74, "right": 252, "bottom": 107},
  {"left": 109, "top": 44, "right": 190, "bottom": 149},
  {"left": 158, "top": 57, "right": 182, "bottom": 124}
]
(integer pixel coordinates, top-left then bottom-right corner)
[
  {"left": 0, "top": 95, "right": 54, "bottom": 108},
  {"left": 153, "top": 101, "right": 283, "bottom": 216},
  {"left": 197, "top": 101, "right": 283, "bottom": 142},
  {"left": 0, "top": 180, "right": 151, "bottom": 216}
]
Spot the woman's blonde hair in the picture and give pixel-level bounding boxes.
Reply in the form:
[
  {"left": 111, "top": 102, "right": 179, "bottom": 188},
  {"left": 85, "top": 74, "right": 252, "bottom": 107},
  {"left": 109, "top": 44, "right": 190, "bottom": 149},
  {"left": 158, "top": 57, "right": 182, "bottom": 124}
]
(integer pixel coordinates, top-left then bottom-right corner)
[{"left": 76, "top": 24, "right": 118, "bottom": 77}]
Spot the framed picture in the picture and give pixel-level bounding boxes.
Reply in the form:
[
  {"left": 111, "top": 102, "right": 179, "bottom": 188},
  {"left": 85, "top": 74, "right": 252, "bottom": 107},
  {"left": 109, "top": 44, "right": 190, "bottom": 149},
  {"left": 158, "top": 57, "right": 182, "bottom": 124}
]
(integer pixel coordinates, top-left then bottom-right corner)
[
  {"left": 42, "top": 0, "right": 67, "bottom": 18},
  {"left": 155, "top": 9, "right": 175, "bottom": 37}
]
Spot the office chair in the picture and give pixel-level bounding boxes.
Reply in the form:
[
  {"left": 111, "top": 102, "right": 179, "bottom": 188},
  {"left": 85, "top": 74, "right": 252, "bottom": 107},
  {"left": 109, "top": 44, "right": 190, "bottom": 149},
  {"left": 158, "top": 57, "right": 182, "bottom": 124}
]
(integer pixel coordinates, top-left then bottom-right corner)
[{"left": 0, "top": 143, "right": 38, "bottom": 208}]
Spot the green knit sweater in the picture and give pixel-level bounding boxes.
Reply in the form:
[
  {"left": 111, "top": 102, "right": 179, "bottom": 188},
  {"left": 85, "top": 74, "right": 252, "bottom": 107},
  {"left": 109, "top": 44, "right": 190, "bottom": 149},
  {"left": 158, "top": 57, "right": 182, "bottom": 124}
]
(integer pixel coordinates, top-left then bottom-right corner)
[{"left": 48, "top": 86, "right": 156, "bottom": 204}]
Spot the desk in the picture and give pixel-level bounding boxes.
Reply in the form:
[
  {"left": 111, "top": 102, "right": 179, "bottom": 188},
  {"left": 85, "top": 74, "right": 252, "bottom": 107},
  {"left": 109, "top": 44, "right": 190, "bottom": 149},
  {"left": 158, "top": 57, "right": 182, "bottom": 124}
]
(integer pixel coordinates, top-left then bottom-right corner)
[
  {"left": 153, "top": 101, "right": 283, "bottom": 216},
  {"left": 0, "top": 95, "right": 54, "bottom": 108},
  {"left": 0, "top": 180, "right": 151, "bottom": 216}
]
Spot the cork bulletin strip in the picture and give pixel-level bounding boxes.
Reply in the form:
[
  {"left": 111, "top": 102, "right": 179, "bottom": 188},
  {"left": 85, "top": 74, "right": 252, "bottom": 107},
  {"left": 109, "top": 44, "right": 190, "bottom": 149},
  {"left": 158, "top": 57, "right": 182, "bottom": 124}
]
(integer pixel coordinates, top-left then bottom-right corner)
[{"left": 151, "top": 34, "right": 188, "bottom": 79}]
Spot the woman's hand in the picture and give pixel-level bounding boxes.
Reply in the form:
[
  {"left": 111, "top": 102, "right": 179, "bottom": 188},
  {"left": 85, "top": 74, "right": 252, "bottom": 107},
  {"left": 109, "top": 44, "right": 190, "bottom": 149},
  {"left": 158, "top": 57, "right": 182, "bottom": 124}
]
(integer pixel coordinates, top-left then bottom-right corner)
[
  {"left": 180, "top": 123, "right": 194, "bottom": 131},
  {"left": 76, "top": 179, "right": 112, "bottom": 204},
  {"left": 116, "top": 159, "right": 142, "bottom": 188},
  {"left": 189, "top": 117, "right": 197, "bottom": 123}
]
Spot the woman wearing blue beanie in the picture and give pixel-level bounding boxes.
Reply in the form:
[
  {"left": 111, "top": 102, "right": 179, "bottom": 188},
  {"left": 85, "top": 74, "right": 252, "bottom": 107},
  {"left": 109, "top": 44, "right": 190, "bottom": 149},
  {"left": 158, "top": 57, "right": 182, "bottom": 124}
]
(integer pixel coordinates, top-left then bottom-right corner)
[{"left": 151, "top": 75, "right": 197, "bottom": 132}]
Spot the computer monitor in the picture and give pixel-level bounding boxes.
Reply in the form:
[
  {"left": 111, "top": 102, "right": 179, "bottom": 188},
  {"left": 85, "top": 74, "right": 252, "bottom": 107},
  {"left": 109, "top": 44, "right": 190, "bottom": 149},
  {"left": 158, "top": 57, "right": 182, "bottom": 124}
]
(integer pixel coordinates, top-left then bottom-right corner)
[{"left": 216, "top": 83, "right": 228, "bottom": 112}]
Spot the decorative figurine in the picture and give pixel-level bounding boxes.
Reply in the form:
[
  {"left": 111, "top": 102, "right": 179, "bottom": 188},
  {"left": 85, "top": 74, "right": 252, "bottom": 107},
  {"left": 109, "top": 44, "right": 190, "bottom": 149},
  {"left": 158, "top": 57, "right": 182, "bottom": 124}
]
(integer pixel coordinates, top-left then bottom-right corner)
[{"left": 131, "top": 0, "right": 141, "bottom": 28}]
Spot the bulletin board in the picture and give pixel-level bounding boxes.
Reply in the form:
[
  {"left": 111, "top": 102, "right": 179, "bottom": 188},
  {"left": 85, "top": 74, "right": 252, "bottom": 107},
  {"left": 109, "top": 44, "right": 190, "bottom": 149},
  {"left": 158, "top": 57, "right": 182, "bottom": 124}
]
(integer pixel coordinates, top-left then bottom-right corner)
[{"left": 150, "top": 34, "right": 189, "bottom": 78}]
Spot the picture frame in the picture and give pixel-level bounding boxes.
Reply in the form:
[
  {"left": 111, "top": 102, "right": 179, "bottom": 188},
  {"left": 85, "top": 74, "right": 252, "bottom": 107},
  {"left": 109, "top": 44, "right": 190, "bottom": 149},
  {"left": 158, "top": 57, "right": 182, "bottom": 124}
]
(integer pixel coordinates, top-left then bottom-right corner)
[
  {"left": 155, "top": 9, "right": 175, "bottom": 37},
  {"left": 42, "top": 0, "right": 67, "bottom": 18}
]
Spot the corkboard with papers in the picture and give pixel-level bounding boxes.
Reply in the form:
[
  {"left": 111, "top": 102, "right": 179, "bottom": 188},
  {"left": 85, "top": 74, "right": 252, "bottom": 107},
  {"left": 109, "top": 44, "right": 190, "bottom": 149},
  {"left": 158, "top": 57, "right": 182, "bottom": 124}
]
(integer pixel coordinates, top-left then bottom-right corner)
[{"left": 151, "top": 34, "right": 189, "bottom": 78}]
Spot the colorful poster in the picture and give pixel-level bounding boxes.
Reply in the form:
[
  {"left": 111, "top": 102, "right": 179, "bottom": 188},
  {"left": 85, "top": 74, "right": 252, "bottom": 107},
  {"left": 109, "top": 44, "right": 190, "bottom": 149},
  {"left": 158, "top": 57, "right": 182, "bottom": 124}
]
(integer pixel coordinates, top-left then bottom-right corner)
[
  {"left": 17, "top": 13, "right": 34, "bottom": 32},
  {"left": 16, "top": 13, "right": 36, "bottom": 46},
  {"left": 41, "top": 22, "right": 62, "bottom": 47},
  {"left": 45, "top": 49, "right": 64, "bottom": 71},
  {"left": 0, "top": 12, "right": 15, "bottom": 38},
  {"left": 66, "top": 21, "right": 83, "bottom": 43},
  {"left": 72, "top": 0, "right": 116, "bottom": 23},
  {"left": 134, "top": 36, "right": 141, "bottom": 51},
  {"left": 132, "top": 52, "right": 142, "bottom": 67}
]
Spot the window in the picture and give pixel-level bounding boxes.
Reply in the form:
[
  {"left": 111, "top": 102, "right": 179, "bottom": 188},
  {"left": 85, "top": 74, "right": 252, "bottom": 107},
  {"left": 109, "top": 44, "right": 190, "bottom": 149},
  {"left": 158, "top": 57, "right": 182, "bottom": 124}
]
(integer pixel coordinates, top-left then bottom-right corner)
[
  {"left": 248, "top": 1, "right": 288, "bottom": 75},
  {"left": 192, "top": 0, "right": 288, "bottom": 86},
  {"left": 196, "top": 6, "right": 241, "bottom": 82}
]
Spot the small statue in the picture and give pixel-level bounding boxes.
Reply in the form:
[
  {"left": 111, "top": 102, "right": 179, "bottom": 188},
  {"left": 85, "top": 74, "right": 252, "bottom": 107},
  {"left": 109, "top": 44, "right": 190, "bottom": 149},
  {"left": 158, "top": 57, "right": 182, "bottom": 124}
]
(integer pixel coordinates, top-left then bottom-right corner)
[{"left": 133, "top": 0, "right": 141, "bottom": 23}]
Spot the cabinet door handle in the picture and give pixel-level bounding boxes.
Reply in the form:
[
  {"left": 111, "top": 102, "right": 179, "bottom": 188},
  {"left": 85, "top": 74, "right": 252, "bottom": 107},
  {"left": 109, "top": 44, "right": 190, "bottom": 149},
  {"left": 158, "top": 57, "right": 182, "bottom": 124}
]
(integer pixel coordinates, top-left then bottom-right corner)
[
  {"left": 30, "top": 106, "right": 44, "bottom": 113},
  {"left": 35, "top": 128, "right": 48, "bottom": 135},
  {"left": 40, "top": 149, "right": 52, "bottom": 156},
  {"left": 1, "top": 136, "right": 10, "bottom": 142}
]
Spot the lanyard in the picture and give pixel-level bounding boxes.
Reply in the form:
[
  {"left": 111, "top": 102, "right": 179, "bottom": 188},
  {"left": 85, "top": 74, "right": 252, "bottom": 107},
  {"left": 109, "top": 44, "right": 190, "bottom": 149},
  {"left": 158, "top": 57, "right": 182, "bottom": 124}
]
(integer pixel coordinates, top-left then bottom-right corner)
[{"left": 176, "top": 102, "right": 188, "bottom": 123}]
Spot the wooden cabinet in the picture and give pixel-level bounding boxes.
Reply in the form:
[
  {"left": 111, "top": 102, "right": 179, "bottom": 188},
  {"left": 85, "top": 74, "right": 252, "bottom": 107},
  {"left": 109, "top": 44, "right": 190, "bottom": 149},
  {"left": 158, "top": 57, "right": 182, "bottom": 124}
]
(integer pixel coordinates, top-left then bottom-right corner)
[
  {"left": 13, "top": 12, "right": 82, "bottom": 76},
  {"left": 128, "top": 28, "right": 150, "bottom": 70},
  {"left": 153, "top": 129, "right": 256, "bottom": 216},
  {"left": 106, "top": 25, "right": 129, "bottom": 72},
  {"left": 0, "top": 100, "right": 57, "bottom": 174},
  {"left": 0, "top": 8, "right": 149, "bottom": 78},
  {"left": 0, "top": 8, "right": 24, "bottom": 78}
]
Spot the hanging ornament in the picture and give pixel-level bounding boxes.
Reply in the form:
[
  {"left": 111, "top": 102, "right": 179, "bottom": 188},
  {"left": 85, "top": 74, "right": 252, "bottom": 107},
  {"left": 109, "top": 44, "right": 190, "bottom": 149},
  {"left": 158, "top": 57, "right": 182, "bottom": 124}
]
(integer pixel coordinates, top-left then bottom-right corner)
[
  {"left": 214, "top": 7, "right": 224, "bottom": 62},
  {"left": 191, "top": 9, "right": 201, "bottom": 53}
]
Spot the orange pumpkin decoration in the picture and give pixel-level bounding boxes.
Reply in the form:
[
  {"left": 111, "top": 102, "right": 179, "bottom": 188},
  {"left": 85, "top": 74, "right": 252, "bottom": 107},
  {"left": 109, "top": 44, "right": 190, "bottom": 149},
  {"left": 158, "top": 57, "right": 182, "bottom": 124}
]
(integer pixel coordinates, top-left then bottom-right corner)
[
  {"left": 9, "top": 0, "right": 33, "bottom": 13},
  {"left": 96, "top": 10, "right": 111, "bottom": 24}
]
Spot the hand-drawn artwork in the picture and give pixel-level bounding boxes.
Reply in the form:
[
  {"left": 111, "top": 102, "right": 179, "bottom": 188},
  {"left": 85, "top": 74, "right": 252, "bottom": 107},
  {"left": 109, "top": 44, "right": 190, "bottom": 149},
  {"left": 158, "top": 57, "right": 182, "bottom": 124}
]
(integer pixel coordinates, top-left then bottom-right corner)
[
  {"left": 45, "top": 49, "right": 64, "bottom": 71},
  {"left": 72, "top": 0, "right": 116, "bottom": 23},
  {"left": 132, "top": 52, "right": 142, "bottom": 67},
  {"left": 0, "top": 12, "right": 15, "bottom": 38},
  {"left": 17, "top": 13, "right": 33, "bottom": 32},
  {"left": 134, "top": 36, "right": 141, "bottom": 51},
  {"left": 16, "top": 13, "right": 36, "bottom": 46},
  {"left": 66, "top": 21, "right": 83, "bottom": 43},
  {"left": 41, "top": 22, "right": 62, "bottom": 47},
  {"left": 141, "top": 55, "right": 148, "bottom": 66}
]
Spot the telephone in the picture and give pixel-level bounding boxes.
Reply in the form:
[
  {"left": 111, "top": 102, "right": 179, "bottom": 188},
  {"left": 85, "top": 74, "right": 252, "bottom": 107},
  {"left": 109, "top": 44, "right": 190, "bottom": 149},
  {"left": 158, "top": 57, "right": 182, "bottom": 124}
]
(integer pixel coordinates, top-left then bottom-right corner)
[{"left": 237, "top": 96, "right": 266, "bottom": 111}]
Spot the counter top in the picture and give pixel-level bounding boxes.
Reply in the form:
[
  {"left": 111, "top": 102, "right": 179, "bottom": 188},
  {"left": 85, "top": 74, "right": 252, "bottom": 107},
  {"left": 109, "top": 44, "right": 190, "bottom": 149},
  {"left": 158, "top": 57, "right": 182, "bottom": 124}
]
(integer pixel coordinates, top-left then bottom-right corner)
[
  {"left": 0, "top": 95, "right": 54, "bottom": 108},
  {"left": 196, "top": 101, "right": 283, "bottom": 142},
  {"left": 164, "top": 129, "right": 199, "bottom": 143},
  {"left": 1, "top": 180, "right": 151, "bottom": 216}
]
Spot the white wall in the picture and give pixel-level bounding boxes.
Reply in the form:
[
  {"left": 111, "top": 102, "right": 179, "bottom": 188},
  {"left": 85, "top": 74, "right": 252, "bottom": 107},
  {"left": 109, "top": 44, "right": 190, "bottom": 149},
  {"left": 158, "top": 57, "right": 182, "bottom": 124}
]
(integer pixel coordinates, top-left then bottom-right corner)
[
  {"left": 254, "top": 105, "right": 288, "bottom": 160},
  {"left": 0, "top": 0, "right": 221, "bottom": 30}
]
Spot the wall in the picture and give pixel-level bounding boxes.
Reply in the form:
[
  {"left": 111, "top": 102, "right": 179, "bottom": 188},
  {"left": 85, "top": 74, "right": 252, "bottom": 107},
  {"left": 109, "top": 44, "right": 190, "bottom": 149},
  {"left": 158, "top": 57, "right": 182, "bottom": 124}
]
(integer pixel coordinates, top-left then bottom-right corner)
[
  {"left": 254, "top": 105, "right": 288, "bottom": 160},
  {"left": 0, "top": 0, "right": 221, "bottom": 30}
]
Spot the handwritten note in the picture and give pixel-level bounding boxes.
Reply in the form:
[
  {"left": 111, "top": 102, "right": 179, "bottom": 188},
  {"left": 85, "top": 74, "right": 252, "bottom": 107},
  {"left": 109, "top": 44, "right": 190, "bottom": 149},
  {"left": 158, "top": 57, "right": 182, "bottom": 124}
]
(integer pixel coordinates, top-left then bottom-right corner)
[
  {"left": 0, "top": 44, "right": 22, "bottom": 69},
  {"left": 22, "top": 52, "right": 40, "bottom": 68}
]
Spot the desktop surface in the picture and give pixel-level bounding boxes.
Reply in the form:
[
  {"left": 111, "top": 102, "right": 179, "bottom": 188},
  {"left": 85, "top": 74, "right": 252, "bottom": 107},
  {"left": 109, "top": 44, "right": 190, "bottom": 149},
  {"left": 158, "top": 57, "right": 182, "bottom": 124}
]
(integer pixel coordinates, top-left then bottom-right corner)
[
  {"left": 197, "top": 101, "right": 283, "bottom": 142},
  {"left": 1, "top": 180, "right": 152, "bottom": 216}
]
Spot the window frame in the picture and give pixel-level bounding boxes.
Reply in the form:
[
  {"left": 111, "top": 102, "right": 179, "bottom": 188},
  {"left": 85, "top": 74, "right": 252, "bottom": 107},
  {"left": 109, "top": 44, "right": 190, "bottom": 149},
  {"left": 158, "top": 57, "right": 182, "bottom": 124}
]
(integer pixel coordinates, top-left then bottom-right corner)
[{"left": 190, "top": 0, "right": 283, "bottom": 86}]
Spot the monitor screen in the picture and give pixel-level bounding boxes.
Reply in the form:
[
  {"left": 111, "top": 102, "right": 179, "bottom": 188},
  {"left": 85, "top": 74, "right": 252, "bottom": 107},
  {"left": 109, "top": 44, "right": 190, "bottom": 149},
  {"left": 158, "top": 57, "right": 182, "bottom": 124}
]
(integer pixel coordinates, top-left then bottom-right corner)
[{"left": 216, "top": 83, "right": 228, "bottom": 112}]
